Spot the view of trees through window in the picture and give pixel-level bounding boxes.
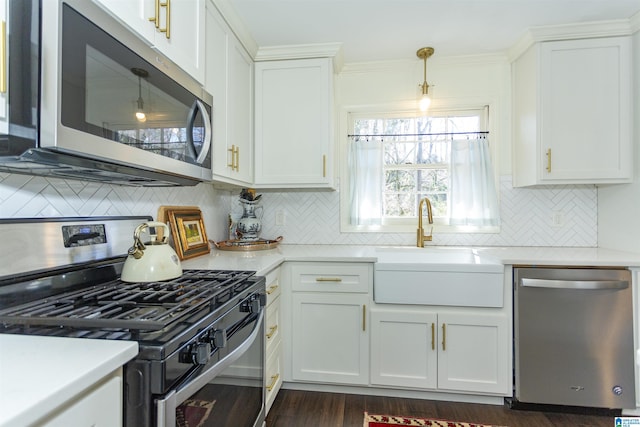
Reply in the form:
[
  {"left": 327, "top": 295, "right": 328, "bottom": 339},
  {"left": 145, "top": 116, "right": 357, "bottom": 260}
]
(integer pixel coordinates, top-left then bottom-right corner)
[{"left": 353, "top": 111, "right": 483, "bottom": 220}]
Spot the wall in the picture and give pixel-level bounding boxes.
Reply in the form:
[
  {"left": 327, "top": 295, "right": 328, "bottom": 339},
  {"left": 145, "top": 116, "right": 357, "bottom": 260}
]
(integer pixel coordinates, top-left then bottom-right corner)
[
  {"left": 0, "top": 172, "right": 232, "bottom": 243},
  {"left": 598, "top": 24, "right": 640, "bottom": 252}
]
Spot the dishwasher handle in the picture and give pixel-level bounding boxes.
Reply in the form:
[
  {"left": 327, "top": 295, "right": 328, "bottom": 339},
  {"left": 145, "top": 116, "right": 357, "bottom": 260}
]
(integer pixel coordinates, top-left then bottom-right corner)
[{"left": 521, "top": 278, "right": 629, "bottom": 290}]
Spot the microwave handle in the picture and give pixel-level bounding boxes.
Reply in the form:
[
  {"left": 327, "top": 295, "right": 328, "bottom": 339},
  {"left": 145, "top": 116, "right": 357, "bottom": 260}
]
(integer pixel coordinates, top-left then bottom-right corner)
[{"left": 188, "top": 99, "right": 212, "bottom": 165}]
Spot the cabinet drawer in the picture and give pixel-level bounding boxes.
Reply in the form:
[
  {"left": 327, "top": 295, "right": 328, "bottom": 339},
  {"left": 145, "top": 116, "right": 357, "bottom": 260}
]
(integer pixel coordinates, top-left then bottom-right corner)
[
  {"left": 291, "top": 263, "right": 371, "bottom": 293},
  {"left": 265, "top": 297, "right": 281, "bottom": 354},
  {"left": 265, "top": 268, "right": 281, "bottom": 306},
  {"left": 265, "top": 342, "right": 283, "bottom": 415}
]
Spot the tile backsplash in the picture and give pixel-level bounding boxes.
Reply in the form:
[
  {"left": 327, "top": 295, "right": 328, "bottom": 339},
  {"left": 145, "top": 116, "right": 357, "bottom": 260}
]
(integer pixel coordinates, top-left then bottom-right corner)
[{"left": 0, "top": 173, "right": 597, "bottom": 247}]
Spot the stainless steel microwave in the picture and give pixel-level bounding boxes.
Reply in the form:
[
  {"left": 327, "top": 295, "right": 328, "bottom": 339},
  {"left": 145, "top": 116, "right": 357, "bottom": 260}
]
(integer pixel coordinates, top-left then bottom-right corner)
[{"left": 0, "top": 0, "right": 213, "bottom": 186}]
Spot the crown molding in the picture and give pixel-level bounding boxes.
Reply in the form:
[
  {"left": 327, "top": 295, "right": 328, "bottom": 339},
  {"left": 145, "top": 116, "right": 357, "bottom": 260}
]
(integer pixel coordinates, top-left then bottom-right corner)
[
  {"left": 631, "top": 10, "right": 640, "bottom": 34},
  {"left": 254, "top": 43, "right": 344, "bottom": 73},
  {"left": 508, "top": 19, "right": 633, "bottom": 61},
  {"left": 340, "top": 53, "right": 508, "bottom": 75}
]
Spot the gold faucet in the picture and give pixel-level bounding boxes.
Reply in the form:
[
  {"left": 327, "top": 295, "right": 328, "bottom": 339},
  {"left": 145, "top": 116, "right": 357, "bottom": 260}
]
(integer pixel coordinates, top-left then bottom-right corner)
[{"left": 417, "top": 197, "right": 433, "bottom": 247}]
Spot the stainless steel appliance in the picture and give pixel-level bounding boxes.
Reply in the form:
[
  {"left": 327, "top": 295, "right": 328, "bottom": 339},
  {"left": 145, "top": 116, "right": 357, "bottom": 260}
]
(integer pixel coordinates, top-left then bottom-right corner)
[
  {"left": 512, "top": 266, "right": 635, "bottom": 410},
  {"left": 0, "top": 0, "right": 212, "bottom": 186},
  {"left": 0, "top": 217, "right": 265, "bottom": 427}
]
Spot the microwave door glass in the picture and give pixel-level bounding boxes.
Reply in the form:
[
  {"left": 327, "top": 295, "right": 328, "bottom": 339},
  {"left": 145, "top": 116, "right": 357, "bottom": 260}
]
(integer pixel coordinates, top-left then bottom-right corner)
[{"left": 61, "top": 4, "right": 210, "bottom": 167}]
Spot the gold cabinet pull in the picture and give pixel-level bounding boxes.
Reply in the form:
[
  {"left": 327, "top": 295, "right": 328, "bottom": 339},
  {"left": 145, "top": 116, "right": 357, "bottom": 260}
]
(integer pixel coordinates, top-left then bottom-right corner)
[
  {"left": 266, "top": 284, "right": 279, "bottom": 295},
  {"left": 441, "top": 323, "right": 446, "bottom": 351},
  {"left": 431, "top": 322, "right": 435, "bottom": 350},
  {"left": 546, "top": 148, "right": 552, "bottom": 173},
  {"left": 322, "top": 155, "right": 327, "bottom": 177},
  {"left": 149, "top": 0, "right": 160, "bottom": 27},
  {"left": 362, "top": 304, "right": 366, "bottom": 331},
  {"left": 227, "top": 145, "right": 240, "bottom": 171},
  {"left": 0, "top": 21, "right": 6, "bottom": 94},
  {"left": 234, "top": 146, "right": 240, "bottom": 171},
  {"left": 266, "top": 374, "right": 280, "bottom": 392},
  {"left": 266, "top": 325, "right": 278, "bottom": 339},
  {"left": 315, "top": 277, "right": 342, "bottom": 282},
  {"left": 158, "top": 0, "right": 170, "bottom": 39}
]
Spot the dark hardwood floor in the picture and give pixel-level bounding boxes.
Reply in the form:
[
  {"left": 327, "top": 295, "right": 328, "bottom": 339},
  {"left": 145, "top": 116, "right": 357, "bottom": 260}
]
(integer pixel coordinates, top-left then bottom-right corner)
[{"left": 266, "top": 389, "right": 619, "bottom": 427}]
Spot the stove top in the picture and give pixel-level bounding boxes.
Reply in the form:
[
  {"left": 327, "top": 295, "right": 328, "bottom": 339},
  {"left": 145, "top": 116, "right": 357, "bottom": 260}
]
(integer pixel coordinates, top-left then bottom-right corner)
[{"left": 0, "top": 269, "right": 257, "bottom": 331}]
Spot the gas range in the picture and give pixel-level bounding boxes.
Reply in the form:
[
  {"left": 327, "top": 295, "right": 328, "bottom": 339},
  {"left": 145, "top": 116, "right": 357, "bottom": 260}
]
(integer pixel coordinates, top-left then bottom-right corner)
[{"left": 0, "top": 216, "right": 266, "bottom": 427}]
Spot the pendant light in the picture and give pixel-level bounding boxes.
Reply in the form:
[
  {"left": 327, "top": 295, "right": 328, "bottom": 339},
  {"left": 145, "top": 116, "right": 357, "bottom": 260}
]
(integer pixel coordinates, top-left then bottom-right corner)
[
  {"left": 416, "top": 47, "right": 434, "bottom": 111},
  {"left": 131, "top": 67, "right": 149, "bottom": 123}
]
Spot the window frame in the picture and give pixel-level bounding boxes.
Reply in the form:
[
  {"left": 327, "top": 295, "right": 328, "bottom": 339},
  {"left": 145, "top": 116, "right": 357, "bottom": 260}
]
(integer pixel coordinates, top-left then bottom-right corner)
[{"left": 340, "top": 104, "right": 499, "bottom": 234}]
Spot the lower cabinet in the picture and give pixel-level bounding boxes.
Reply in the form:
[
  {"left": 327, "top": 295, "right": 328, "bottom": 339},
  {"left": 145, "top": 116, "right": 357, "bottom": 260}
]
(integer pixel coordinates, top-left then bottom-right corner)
[
  {"left": 289, "top": 262, "right": 372, "bottom": 385},
  {"left": 370, "top": 307, "right": 510, "bottom": 395},
  {"left": 40, "top": 368, "right": 123, "bottom": 427},
  {"left": 264, "top": 267, "right": 283, "bottom": 414}
]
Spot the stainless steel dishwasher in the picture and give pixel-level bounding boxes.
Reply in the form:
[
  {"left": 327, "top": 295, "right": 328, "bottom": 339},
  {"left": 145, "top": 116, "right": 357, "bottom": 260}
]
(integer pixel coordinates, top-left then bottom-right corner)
[{"left": 512, "top": 267, "right": 635, "bottom": 410}]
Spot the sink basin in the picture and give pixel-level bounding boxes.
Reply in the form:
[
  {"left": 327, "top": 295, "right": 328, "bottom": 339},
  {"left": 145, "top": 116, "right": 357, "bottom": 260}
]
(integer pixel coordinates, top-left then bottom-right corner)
[
  {"left": 374, "top": 246, "right": 501, "bottom": 272},
  {"left": 374, "top": 246, "right": 504, "bottom": 307}
]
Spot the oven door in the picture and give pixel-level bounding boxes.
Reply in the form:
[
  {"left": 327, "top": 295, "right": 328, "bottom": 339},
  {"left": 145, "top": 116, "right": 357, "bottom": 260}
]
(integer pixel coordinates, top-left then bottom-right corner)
[{"left": 156, "top": 309, "right": 265, "bottom": 427}]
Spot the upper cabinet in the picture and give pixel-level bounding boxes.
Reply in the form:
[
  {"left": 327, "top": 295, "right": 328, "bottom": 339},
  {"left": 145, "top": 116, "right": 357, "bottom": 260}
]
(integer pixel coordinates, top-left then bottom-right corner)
[
  {"left": 254, "top": 58, "right": 335, "bottom": 189},
  {"left": 0, "top": 0, "right": 6, "bottom": 135},
  {"left": 512, "top": 36, "right": 632, "bottom": 187},
  {"left": 205, "top": 1, "right": 253, "bottom": 186},
  {"left": 93, "top": 0, "right": 205, "bottom": 83}
]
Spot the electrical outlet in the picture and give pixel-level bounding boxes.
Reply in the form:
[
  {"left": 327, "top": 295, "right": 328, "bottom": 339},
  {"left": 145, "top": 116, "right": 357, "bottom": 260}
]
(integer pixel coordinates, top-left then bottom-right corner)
[
  {"left": 275, "top": 210, "right": 286, "bottom": 226},
  {"left": 552, "top": 210, "right": 564, "bottom": 227}
]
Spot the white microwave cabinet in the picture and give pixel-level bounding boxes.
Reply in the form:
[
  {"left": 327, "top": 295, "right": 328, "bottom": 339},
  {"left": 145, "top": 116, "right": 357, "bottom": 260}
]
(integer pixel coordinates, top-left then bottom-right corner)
[
  {"left": 94, "top": 0, "right": 205, "bottom": 83},
  {"left": 512, "top": 36, "right": 632, "bottom": 186}
]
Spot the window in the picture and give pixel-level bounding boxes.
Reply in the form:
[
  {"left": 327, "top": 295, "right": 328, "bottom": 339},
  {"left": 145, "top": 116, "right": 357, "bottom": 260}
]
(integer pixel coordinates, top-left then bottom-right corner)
[{"left": 345, "top": 108, "right": 499, "bottom": 233}]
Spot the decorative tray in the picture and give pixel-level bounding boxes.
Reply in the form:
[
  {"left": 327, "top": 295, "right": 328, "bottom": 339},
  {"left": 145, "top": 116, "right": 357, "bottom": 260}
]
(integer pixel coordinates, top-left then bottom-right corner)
[{"left": 211, "top": 236, "right": 283, "bottom": 252}]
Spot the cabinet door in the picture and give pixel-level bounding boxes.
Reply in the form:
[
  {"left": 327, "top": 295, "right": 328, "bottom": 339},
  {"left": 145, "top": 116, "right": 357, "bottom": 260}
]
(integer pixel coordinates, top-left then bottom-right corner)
[
  {"left": 254, "top": 58, "right": 333, "bottom": 188},
  {"left": 437, "top": 312, "right": 509, "bottom": 394},
  {"left": 291, "top": 293, "right": 368, "bottom": 384},
  {"left": 226, "top": 37, "right": 253, "bottom": 183},
  {"left": 95, "top": 0, "right": 204, "bottom": 83},
  {"left": 370, "top": 308, "right": 437, "bottom": 389},
  {"left": 539, "top": 37, "right": 631, "bottom": 183}
]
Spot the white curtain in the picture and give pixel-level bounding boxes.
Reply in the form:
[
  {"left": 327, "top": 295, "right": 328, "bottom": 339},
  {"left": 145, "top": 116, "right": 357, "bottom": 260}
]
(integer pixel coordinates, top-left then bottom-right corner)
[
  {"left": 449, "top": 138, "right": 500, "bottom": 227},
  {"left": 348, "top": 139, "right": 383, "bottom": 226}
]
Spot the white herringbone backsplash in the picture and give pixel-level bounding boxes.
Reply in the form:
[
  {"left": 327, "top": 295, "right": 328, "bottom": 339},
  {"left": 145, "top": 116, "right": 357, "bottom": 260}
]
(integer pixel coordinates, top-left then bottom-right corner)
[
  {"left": 0, "top": 173, "right": 597, "bottom": 247},
  {"left": 254, "top": 175, "right": 598, "bottom": 247}
]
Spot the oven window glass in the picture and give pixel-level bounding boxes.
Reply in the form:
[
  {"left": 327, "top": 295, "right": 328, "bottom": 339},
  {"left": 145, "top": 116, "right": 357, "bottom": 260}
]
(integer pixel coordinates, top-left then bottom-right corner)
[{"left": 60, "top": 4, "right": 210, "bottom": 167}]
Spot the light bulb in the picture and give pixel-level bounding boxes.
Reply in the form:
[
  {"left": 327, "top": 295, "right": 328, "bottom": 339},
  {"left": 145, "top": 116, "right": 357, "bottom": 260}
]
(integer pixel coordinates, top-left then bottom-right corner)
[
  {"left": 419, "top": 93, "right": 431, "bottom": 111},
  {"left": 135, "top": 111, "right": 147, "bottom": 122}
]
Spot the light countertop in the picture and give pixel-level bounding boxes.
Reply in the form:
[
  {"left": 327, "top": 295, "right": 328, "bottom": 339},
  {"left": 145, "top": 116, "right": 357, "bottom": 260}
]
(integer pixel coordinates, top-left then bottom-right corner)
[
  {"left": 181, "top": 244, "right": 640, "bottom": 273},
  {"left": 0, "top": 335, "right": 138, "bottom": 427}
]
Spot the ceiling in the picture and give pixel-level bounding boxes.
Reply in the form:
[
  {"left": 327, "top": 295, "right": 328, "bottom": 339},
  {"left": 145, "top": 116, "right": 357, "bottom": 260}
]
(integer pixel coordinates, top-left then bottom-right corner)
[{"left": 223, "top": 0, "right": 640, "bottom": 63}]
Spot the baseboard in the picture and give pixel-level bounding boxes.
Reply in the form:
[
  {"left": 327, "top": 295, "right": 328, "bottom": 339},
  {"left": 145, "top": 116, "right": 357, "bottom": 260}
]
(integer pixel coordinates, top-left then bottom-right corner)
[{"left": 505, "top": 397, "right": 623, "bottom": 416}]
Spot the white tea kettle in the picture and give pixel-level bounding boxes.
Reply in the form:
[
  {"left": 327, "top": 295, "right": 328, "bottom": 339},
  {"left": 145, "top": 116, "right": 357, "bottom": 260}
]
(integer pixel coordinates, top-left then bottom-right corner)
[{"left": 121, "top": 221, "right": 182, "bottom": 283}]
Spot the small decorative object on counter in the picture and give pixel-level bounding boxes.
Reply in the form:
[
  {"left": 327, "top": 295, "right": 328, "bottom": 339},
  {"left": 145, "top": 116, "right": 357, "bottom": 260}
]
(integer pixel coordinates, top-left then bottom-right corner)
[
  {"left": 211, "top": 236, "right": 283, "bottom": 252},
  {"left": 237, "top": 188, "right": 264, "bottom": 241}
]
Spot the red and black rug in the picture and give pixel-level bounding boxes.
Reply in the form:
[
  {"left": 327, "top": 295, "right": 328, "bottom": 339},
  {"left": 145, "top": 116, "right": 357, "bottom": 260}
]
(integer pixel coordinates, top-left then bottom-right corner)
[
  {"left": 176, "top": 399, "right": 215, "bottom": 427},
  {"left": 363, "top": 412, "right": 505, "bottom": 427}
]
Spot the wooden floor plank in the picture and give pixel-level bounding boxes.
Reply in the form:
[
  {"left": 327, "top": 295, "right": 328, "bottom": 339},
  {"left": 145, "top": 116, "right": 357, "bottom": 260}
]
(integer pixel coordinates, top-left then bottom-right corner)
[{"left": 266, "top": 389, "right": 617, "bottom": 427}]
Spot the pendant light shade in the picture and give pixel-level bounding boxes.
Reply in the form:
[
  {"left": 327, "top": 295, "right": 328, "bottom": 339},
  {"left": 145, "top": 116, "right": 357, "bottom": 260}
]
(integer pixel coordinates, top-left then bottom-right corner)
[{"left": 416, "top": 47, "right": 434, "bottom": 111}]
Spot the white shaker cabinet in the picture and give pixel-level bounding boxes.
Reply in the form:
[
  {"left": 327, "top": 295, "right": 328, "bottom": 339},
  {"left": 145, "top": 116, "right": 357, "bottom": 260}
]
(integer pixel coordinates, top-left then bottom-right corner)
[
  {"left": 254, "top": 58, "right": 334, "bottom": 188},
  {"left": 264, "top": 267, "right": 283, "bottom": 414},
  {"left": 287, "top": 262, "right": 371, "bottom": 385},
  {"left": 93, "top": 0, "right": 205, "bottom": 83},
  {"left": 370, "top": 307, "right": 510, "bottom": 395},
  {"left": 205, "top": 1, "right": 253, "bottom": 186},
  {"left": 512, "top": 36, "right": 632, "bottom": 186}
]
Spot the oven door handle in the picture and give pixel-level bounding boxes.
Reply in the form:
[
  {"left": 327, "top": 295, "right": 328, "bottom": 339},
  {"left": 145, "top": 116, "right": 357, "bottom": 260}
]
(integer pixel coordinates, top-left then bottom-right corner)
[{"left": 155, "top": 309, "right": 264, "bottom": 427}]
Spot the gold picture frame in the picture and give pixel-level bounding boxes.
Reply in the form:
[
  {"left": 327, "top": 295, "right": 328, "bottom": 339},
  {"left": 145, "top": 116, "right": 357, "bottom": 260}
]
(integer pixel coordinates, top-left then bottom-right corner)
[{"left": 166, "top": 208, "right": 210, "bottom": 260}]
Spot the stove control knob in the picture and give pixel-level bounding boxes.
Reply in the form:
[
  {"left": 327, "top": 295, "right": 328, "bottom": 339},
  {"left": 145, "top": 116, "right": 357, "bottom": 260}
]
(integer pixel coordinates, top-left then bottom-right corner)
[{"left": 191, "top": 342, "right": 211, "bottom": 365}]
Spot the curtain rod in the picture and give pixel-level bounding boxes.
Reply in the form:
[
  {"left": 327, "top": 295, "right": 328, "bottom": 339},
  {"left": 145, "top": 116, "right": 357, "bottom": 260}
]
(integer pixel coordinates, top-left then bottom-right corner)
[{"left": 347, "top": 131, "right": 489, "bottom": 139}]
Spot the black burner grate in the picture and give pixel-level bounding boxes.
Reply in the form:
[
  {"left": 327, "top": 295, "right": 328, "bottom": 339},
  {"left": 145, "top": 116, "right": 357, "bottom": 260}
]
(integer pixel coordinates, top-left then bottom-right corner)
[{"left": 0, "top": 270, "right": 255, "bottom": 331}]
